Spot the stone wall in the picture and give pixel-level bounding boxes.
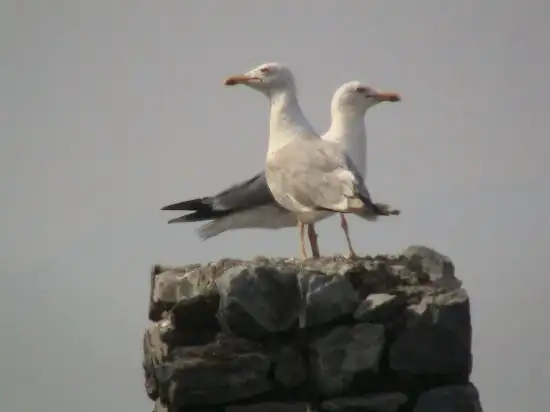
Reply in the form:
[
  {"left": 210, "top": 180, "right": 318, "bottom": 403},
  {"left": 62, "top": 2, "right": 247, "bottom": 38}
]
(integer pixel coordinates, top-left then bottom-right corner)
[{"left": 143, "top": 245, "right": 483, "bottom": 412}]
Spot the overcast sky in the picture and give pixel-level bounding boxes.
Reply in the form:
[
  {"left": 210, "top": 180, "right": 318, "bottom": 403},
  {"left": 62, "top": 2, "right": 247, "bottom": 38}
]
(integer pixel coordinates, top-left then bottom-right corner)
[{"left": 1, "top": 1, "right": 549, "bottom": 411}]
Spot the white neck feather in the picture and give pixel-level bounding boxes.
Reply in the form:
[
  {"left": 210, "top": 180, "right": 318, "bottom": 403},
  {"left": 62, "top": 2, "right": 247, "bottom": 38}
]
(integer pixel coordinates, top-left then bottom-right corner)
[
  {"left": 267, "top": 89, "right": 319, "bottom": 157},
  {"left": 323, "top": 106, "right": 367, "bottom": 177}
]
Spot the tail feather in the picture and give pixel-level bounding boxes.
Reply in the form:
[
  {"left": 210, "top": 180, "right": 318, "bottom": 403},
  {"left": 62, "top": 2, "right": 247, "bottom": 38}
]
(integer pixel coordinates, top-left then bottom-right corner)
[
  {"left": 162, "top": 197, "right": 232, "bottom": 221},
  {"left": 166, "top": 210, "right": 222, "bottom": 224},
  {"left": 356, "top": 201, "right": 400, "bottom": 221},
  {"left": 371, "top": 202, "right": 401, "bottom": 216},
  {"left": 356, "top": 188, "right": 400, "bottom": 216},
  {"left": 161, "top": 197, "right": 209, "bottom": 211}
]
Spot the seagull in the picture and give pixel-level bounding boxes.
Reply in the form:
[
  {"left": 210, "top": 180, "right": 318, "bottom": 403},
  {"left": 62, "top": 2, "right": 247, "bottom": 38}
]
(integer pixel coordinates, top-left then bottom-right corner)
[
  {"left": 321, "top": 80, "right": 401, "bottom": 257},
  {"left": 162, "top": 65, "right": 400, "bottom": 258},
  {"left": 222, "top": 62, "right": 400, "bottom": 258}
]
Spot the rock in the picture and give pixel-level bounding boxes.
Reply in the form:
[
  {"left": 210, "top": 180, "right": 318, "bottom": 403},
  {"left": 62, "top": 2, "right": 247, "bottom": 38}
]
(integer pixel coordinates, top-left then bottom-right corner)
[
  {"left": 321, "top": 393, "right": 408, "bottom": 412},
  {"left": 143, "top": 320, "right": 171, "bottom": 400},
  {"left": 149, "top": 265, "right": 206, "bottom": 321},
  {"left": 340, "top": 261, "right": 402, "bottom": 299},
  {"left": 170, "top": 292, "right": 220, "bottom": 346},
  {"left": 389, "top": 288, "right": 472, "bottom": 375},
  {"left": 226, "top": 403, "right": 310, "bottom": 412},
  {"left": 143, "top": 246, "right": 479, "bottom": 411},
  {"left": 156, "top": 334, "right": 273, "bottom": 408},
  {"left": 148, "top": 264, "right": 169, "bottom": 321},
  {"left": 403, "top": 245, "right": 461, "bottom": 291},
  {"left": 310, "top": 323, "right": 385, "bottom": 397},
  {"left": 353, "top": 293, "right": 405, "bottom": 322},
  {"left": 413, "top": 384, "right": 482, "bottom": 412},
  {"left": 272, "top": 346, "right": 307, "bottom": 387},
  {"left": 149, "top": 259, "right": 245, "bottom": 322},
  {"left": 216, "top": 264, "right": 303, "bottom": 338},
  {"left": 298, "top": 271, "right": 359, "bottom": 328},
  {"left": 152, "top": 399, "right": 168, "bottom": 412}
]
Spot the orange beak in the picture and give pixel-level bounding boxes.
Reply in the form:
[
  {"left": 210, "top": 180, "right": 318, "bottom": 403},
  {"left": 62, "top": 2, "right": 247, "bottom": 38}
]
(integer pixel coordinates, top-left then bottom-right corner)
[
  {"left": 375, "top": 92, "right": 401, "bottom": 102},
  {"left": 224, "top": 74, "right": 261, "bottom": 86}
]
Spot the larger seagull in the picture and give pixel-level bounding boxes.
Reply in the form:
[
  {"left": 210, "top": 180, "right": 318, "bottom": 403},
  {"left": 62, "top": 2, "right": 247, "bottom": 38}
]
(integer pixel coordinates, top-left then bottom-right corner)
[
  {"left": 162, "top": 63, "right": 400, "bottom": 258},
  {"left": 222, "top": 62, "right": 399, "bottom": 258}
]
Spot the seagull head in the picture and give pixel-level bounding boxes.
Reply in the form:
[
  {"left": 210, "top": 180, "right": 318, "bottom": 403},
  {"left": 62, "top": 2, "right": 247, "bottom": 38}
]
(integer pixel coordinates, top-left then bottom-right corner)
[
  {"left": 224, "top": 62, "right": 296, "bottom": 95},
  {"left": 332, "top": 81, "right": 401, "bottom": 113}
]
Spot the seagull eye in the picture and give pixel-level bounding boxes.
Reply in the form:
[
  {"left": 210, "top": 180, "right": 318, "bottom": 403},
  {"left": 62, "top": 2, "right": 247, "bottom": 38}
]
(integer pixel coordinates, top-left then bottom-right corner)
[
  {"left": 260, "top": 67, "right": 270, "bottom": 73},
  {"left": 356, "top": 86, "right": 366, "bottom": 93}
]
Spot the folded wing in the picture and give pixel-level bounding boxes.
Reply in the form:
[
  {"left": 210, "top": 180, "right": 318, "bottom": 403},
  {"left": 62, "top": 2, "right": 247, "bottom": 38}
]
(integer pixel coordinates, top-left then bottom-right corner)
[{"left": 161, "top": 171, "right": 275, "bottom": 223}]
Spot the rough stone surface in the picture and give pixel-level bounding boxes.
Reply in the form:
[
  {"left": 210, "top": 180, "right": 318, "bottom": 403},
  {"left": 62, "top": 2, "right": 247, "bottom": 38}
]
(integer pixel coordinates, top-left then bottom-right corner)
[
  {"left": 298, "top": 271, "right": 359, "bottom": 328},
  {"left": 354, "top": 293, "right": 406, "bottom": 322},
  {"left": 152, "top": 399, "right": 168, "bottom": 412},
  {"left": 156, "top": 334, "right": 273, "bottom": 408},
  {"left": 413, "top": 384, "right": 482, "bottom": 412},
  {"left": 143, "top": 320, "right": 170, "bottom": 400},
  {"left": 216, "top": 264, "right": 303, "bottom": 338},
  {"left": 226, "top": 403, "right": 309, "bottom": 412},
  {"left": 273, "top": 346, "right": 307, "bottom": 388},
  {"left": 142, "top": 245, "right": 482, "bottom": 412},
  {"left": 389, "top": 288, "right": 472, "bottom": 375},
  {"left": 310, "top": 323, "right": 385, "bottom": 397},
  {"left": 321, "top": 393, "right": 408, "bottom": 412},
  {"left": 403, "top": 245, "right": 460, "bottom": 290}
]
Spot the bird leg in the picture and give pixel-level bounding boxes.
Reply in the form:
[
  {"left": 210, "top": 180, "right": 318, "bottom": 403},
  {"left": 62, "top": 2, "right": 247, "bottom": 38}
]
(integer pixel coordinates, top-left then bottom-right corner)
[
  {"left": 307, "top": 224, "right": 320, "bottom": 258},
  {"left": 340, "top": 213, "right": 359, "bottom": 259},
  {"left": 298, "top": 221, "right": 308, "bottom": 259}
]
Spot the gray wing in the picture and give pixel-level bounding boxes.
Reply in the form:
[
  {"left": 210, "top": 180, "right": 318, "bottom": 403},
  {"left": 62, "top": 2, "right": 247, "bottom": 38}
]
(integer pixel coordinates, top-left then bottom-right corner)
[
  {"left": 162, "top": 171, "right": 277, "bottom": 222},
  {"left": 209, "top": 171, "right": 275, "bottom": 212},
  {"left": 265, "top": 139, "right": 374, "bottom": 213}
]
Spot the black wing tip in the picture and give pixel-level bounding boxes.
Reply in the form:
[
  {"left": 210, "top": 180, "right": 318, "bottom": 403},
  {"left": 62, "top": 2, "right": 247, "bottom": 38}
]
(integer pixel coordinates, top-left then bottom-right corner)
[
  {"left": 161, "top": 204, "right": 180, "bottom": 211},
  {"left": 372, "top": 203, "right": 401, "bottom": 216},
  {"left": 167, "top": 213, "right": 202, "bottom": 224},
  {"left": 160, "top": 197, "right": 211, "bottom": 211},
  {"left": 166, "top": 208, "right": 232, "bottom": 224},
  {"left": 167, "top": 216, "right": 186, "bottom": 224}
]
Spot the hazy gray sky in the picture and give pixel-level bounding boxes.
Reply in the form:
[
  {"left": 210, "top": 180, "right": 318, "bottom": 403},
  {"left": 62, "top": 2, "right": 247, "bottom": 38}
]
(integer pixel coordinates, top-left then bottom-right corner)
[{"left": 1, "top": 1, "right": 549, "bottom": 411}]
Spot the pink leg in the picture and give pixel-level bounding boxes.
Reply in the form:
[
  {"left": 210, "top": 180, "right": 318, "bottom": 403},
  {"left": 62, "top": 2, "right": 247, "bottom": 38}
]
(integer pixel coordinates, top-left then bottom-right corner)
[
  {"left": 340, "top": 214, "right": 358, "bottom": 259},
  {"left": 307, "top": 224, "right": 320, "bottom": 258},
  {"left": 298, "top": 221, "right": 308, "bottom": 259}
]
